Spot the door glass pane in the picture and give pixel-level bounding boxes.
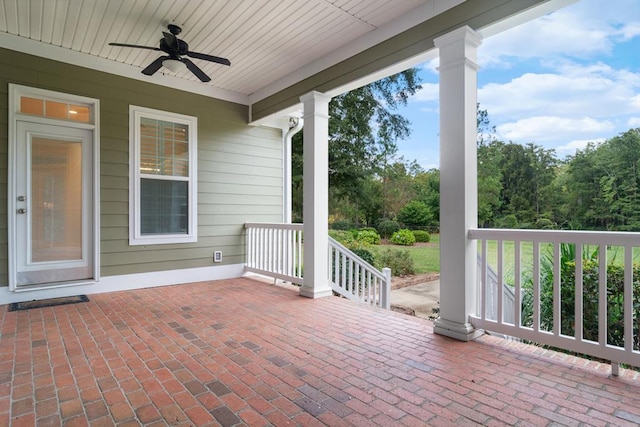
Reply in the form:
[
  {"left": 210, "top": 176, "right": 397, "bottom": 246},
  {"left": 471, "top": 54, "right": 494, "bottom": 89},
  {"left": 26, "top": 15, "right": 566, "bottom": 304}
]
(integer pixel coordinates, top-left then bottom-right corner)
[
  {"left": 140, "top": 179, "right": 188, "bottom": 234},
  {"left": 31, "top": 137, "right": 83, "bottom": 262},
  {"left": 20, "top": 97, "right": 44, "bottom": 116}
]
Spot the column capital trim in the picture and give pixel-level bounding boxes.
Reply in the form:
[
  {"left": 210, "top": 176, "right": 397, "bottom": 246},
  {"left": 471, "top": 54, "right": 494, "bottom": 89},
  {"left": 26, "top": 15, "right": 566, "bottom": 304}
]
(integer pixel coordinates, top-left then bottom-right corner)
[
  {"left": 434, "top": 25, "right": 482, "bottom": 49},
  {"left": 437, "top": 57, "right": 481, "bottom": 72},
  {"left": 300, "top": 91, "right": 332, "bottom": 105}
]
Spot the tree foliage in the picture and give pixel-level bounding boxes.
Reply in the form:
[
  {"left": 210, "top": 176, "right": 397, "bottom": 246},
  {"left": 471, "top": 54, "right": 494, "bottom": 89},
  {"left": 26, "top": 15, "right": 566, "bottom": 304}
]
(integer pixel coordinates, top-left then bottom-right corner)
[
  {"left": 397, "top": 200, "right": 434, "bottom": 229},
  {"left": 292, "top": 87, "right": 640, "bottom": 233},
  {"left": 562, "top": 129, "right": 640, "bottom": 230},
  {"left": 291, "top": 69, "right": 421, "bottom": 223}
]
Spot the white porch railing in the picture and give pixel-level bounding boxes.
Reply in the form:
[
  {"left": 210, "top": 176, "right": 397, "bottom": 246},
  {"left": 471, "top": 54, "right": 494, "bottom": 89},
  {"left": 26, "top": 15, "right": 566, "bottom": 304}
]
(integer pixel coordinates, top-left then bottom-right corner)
[
  {"left": 245, "top": 223, "right": 304, "bottom": 285},
  {"left": 244, "top": 223, "right": 391, "bottom": 309},
  {"left": 470, "top": 228, "right": 640, "bottom": 371},
  {"left": 329, "top": 237, "right": 391, "bottom": 309}
]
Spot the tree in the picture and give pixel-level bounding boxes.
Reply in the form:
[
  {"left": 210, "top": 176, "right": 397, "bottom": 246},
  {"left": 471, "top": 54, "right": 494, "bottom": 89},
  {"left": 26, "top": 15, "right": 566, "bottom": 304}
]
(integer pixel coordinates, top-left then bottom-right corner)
[
  {"left": 563, "top": 128, "right": 640, "bottom": 230},
  {"left": 413, "top": 168, "right": 440, "bottom": 225},
  {"left": 291, "top": 69, "right": 422, "bottom": 222},
  {"left": 498, "top": 142, "right": 557, "bottom": 224},
  {"left": 397, "top": 200, "right": 434, "bottom": 229},
  {"left": 477, "top": 140, "right": 503, "bottom": 227},
  {"left": 380, "top": 159, "right": 421, "bottom": 220},
  {"left": 476, "top": 106, "right": 504, "bottom": 227}
]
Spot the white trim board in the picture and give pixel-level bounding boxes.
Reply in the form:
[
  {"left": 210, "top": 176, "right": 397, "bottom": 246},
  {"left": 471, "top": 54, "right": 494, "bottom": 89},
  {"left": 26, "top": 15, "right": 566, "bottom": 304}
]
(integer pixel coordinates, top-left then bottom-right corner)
[{"left": 0, "top": 264, "right": 246, "bottom": 305}]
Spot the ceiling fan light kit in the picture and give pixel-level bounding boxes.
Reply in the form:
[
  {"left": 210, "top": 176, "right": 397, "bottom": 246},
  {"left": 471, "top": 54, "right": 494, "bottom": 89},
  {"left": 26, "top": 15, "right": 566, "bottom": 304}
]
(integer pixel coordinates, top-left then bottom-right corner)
[
  {"left": 162, "top": 58, "right": 186, "bottom": 73},
  {"left": 108, "top": 24, "right": 230, "bottom": 82}
]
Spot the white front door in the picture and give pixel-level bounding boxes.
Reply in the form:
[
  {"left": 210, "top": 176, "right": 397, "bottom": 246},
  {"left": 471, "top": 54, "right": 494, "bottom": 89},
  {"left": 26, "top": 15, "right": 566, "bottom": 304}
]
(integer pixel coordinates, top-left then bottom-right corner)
[{"left": 14, "top": 121, "right": 94, "bottom": 287}]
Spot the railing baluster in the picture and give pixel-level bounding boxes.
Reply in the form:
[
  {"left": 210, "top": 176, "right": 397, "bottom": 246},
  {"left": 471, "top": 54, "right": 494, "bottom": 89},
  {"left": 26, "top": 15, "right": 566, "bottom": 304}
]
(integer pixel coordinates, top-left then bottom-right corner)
[
  {"left": 533, "top": 241, "right": 540, "bottom": 333},
  {"left": 599, "top": 243, "right": 607, "bottom": 347},
  {"left": 575, "top": 244, "right": 583, "bottom": 342},
  {"left": 624, "top": 245, "right": 633, "bottom": 353},
  {"left": 297, "top": 229, "right": 303, "bottom": 279},
  {"left": 514, "top": 240, "right": 521, "bottom": 329},
  {"left": 553, "top": 242, "right": 560, "bottom": 336},
  {"left": 481, "top": 239, "right": 487, "bottom": 321},
  {"left": 497, "top": 239, "right": 503, "bottom": 325},
  {"left": 285, "top": 229, "right": 291, "bottom": 277}
]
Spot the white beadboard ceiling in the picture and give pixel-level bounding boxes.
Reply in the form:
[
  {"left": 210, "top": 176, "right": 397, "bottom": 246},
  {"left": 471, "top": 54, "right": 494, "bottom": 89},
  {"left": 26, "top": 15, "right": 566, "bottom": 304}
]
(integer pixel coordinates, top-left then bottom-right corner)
[{"left": 0, "top": 0, "right": 457, "bottom": 105}]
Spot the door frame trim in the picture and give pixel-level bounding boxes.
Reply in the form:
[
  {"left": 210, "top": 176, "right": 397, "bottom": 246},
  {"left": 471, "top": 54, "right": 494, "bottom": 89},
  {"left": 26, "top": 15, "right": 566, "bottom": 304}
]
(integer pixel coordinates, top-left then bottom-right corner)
[{"left": 8, "top": 84, "right": 100, "bottom": 291}]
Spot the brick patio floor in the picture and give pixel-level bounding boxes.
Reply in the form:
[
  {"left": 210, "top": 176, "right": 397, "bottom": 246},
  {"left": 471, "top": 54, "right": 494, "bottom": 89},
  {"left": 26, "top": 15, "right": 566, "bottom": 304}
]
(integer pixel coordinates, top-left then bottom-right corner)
[{"left": 2, "top": 278, "right": 640, "bottom": 426}]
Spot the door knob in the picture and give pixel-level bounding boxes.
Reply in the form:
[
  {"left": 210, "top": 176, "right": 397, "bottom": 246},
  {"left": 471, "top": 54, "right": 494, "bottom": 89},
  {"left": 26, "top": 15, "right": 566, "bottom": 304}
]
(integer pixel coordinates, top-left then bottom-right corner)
[
  {"left": 17, "top": 196, "right": 25, "bottom": 202},
  {"left": 17, "top": 208, "right": 26, "bottom": 214}
]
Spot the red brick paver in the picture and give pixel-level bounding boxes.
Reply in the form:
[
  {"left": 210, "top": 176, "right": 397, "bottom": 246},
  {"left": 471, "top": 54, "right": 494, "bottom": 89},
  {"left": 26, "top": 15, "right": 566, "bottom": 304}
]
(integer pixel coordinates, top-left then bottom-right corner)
[{"left": 1, "top": 277, "right": 640, "bottom": 426}]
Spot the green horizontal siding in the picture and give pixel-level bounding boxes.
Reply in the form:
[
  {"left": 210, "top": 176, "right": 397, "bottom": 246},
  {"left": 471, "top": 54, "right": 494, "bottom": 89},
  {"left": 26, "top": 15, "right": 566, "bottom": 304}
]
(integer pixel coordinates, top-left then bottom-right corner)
[{"left": 0, "top": 47, "right": 283, "bottom": 285}]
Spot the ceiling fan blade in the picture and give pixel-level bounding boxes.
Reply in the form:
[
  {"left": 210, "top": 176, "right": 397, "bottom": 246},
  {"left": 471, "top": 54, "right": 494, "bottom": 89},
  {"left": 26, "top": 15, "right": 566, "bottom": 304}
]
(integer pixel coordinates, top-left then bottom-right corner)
[
  {"left": 183, "top": 58, "right": 211, "bottom": 82},
  {"left": 142, "top": 56, "right": 169, "bottom": 76},
  {"left": 186, "top": 51, "right": 231, "bottom": 66},
  {"left": 162, "top": 31, "right": 178, "bottom": 50},
  {"left": 109, "top": 42, "right": 161, "bottom": 51}
]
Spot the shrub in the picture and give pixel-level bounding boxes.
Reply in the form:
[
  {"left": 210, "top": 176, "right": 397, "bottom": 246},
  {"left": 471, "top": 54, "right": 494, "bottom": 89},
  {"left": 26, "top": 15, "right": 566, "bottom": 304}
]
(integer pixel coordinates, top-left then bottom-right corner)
[
  {"left": 499, "top": 214, "right": 518, "bottom": 229},
  {"left": 330, "top": 220, "right": 352, "bottom": 230},
  {"left": 412, "top": 230, "right": 430, "bottom": 243},
  {"left": 352, "top": 248, "right": 375, "bottom": 266},
  {"left": 328, "top": 230, "right": 355, "bottom": 246},
  {"left": 378, "top": 249, "right": 415, "bottom": 276},
  {"left": 397, "top": 201, "right": 433, "bottom": 228},
  {"left": 376, "top": 219, "right": 400, "bottom": 239},
  {"left": 390, "top": 229, "right": 416, "bottom": 246},
  {"left": 356, "top": 229, "right": 381, "bottom": 245},
  {"left": 534, "top": 218, "right": 556, "bottom": 229},
  {"left": 519, "top": 243, "right": 640, "bottom": 350}
]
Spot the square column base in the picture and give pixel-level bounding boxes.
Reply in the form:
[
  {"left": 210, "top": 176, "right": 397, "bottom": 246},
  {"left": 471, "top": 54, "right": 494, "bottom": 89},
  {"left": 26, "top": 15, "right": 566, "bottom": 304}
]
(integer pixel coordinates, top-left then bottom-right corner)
[
  {"left": 299, "top": 284, "right": 333, "bottom": 299},
  {"left": 434, "top": 318, "right": 484, "bottom": 342}
]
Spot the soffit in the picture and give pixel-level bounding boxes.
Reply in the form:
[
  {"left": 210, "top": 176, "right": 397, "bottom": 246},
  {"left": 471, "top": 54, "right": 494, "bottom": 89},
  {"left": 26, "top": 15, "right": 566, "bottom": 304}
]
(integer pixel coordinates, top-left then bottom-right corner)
[{"left": 0, "top": 0, "right": 448, "bottom": 102}]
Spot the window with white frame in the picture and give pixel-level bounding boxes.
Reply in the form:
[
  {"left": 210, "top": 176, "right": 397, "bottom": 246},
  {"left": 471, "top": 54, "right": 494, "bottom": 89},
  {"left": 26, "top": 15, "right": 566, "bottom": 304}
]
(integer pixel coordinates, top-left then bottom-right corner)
[{"left": 129, "top": 106, "right": 197, "bottom": 245}]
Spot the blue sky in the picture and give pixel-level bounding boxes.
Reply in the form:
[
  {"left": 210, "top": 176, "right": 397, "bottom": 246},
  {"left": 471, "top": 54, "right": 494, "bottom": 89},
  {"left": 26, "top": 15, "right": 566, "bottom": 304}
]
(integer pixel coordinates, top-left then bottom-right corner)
[{"left": 397, "top": 0, "right": 640, "bottom": 170}]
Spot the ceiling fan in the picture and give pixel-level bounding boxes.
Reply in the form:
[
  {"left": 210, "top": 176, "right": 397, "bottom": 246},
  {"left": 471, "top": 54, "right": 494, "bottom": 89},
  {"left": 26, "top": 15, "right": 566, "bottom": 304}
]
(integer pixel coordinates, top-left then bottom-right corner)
[{"left": 109, "top": 24, "right": 230, "bottom": 82}]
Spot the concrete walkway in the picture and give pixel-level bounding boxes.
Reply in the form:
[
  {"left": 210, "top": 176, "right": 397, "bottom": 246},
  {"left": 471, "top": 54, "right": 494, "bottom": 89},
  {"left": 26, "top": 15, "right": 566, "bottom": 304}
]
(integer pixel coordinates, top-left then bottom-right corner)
[{"left": 390, "top": 279, "right": 440, "bottom": 319}]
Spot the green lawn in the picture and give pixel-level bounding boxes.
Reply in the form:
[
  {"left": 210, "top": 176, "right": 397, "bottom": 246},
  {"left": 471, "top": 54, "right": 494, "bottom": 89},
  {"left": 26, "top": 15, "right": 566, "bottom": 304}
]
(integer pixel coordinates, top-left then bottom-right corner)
[
  {"left": 481, "top": 240, "right": 640, "bottom": 271},
  {"left": 372, "top": 234, "right": 440, "bottom": 274},
  {"left": 370, "top": 234, "right": 640, "bottom": 276}
]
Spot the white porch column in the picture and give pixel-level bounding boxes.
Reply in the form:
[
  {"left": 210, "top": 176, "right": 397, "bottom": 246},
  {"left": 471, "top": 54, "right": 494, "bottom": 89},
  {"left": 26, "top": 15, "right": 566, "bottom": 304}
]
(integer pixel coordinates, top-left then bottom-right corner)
[
  {"left": 299, "top": 91, "right": 333, "bottom": 299},
  {"left": 433, "top": 26, "right": 484, "bottom": 341}
]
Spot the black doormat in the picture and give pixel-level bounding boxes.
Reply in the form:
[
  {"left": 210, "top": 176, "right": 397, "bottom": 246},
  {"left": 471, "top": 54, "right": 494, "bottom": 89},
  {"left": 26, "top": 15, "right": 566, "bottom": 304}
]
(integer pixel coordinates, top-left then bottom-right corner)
[{"left": 9, "top": 295, "right": 89, "bottom": 312}]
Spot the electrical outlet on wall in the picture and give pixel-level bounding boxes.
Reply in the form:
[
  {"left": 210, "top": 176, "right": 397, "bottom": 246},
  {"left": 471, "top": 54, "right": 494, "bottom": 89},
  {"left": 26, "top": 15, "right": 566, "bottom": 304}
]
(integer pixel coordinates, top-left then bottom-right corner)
[{"left": 213, "top": 251, "right": 222, "bottom": 263}]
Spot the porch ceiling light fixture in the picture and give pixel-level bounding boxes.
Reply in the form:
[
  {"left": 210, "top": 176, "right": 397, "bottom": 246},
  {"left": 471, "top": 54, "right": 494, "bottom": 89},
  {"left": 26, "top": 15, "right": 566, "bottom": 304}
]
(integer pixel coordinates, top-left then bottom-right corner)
[{"left": 162, "top": 58, "right": 186, "bottom": 73}]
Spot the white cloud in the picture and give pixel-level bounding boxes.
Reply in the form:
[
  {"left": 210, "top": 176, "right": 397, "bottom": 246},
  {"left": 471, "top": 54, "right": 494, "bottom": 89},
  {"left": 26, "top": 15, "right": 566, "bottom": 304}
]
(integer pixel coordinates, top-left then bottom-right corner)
[
  {"left": 479, "top": 65, "right": 640, "bottom": 121},
  {"left": 422, "top": 58, "right": 439, "bottom": 74},
  {"left": 556, "top": 138, "right": 605, "bottom": 156},
  {"left": 620, "top": 22, "right": 640, "bottom": 41},
  {"left": 479, "top": 0, "right": 640, "bottom": 68},
  {"left": 412, "top": 82, "right": 439, "bottom": 102},
  {"left": 404, "top": 0, "right": 640, "bottom": 161},
  {"left": 496, "top": 116, "right": 615, "bottom": 144}
]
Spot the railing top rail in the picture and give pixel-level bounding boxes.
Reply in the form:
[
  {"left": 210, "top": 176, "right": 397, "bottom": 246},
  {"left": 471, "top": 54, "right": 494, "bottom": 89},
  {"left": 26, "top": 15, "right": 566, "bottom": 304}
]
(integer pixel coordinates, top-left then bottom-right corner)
[
  {"left": 245, "top": 222, "right": 304, "bottom": 231},
  {"left": 469, "top": 228, "right": 640, "bottom": 246}
]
